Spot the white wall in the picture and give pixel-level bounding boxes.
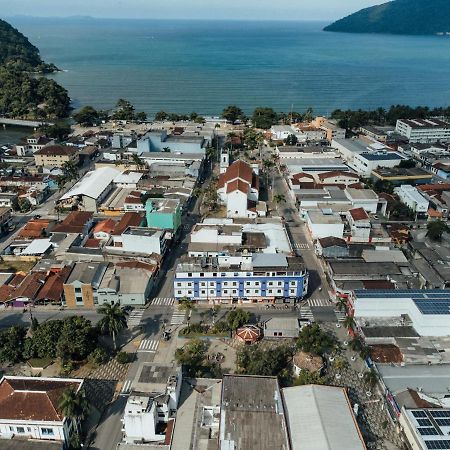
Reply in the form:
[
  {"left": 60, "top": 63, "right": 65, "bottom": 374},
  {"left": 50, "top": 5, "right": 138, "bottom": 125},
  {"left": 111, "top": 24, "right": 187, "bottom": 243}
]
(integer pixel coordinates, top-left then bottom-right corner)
[{"left": 121, "top": 233, "right": 162, "bottom": 255}]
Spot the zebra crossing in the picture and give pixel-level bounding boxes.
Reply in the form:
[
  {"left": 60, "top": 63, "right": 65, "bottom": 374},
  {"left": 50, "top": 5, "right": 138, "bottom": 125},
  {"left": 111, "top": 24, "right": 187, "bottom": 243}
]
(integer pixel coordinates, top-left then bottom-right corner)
[
  {"left": 127, "top": 309, "right": 145, "bottom": 327},
  {"left": 120, "top": 379, "right": 132, "bottom": 395},
  {"left": 299, "top": 305, "right": 314, "bottom": 321},
  {"left": 335, "top": 310, "right": 346, "bottom": 322},
  {"left": 138, "top": 339, "right": 159, "bottom": 353},
  {"left": 293, "top": 242, "right": 310, "bottom": 250},
  {"left": 308, "top": 298, "right": 331, "bottom": 307},
  {"left": 170, "top": 311, "right": 186, "bottom": 325},
  {"left": 151, "top": 297, "right": 175, "bottom": 306}
]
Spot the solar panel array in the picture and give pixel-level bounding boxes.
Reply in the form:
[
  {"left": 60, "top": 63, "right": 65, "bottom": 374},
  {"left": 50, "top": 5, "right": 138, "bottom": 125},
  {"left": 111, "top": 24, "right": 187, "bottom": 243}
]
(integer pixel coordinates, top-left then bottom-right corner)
[
  {"left": 431, "top": 411, "right": 450, "bottom": 419},
  {"left": 418, "top": 418, "right": 433, "bottom": 427},
  {"left": 419, "top": 428, "right": 439, "bottom": 436},
  {"left": 353, "top": 289, "right": 450, "bottom": 315},
  {"left": 413, "top": 410, "right": 428, "bottom": 418},
  {"left": 425, "top": 440, "right": 450, "bottom": 449}
]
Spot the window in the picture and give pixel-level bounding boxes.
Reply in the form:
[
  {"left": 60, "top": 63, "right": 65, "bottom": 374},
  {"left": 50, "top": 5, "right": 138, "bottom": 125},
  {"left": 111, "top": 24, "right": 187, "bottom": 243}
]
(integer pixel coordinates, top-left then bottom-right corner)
[
  {"left": 210, "top": 290, "right": 215, "bottom": 295},
  {"left": 290, "top": 281, "right": 296, "bottom": 286},
  {"left": 201, "top": 290, "right": 206, "bottom": 294},
  {"left": 233, "top": 282, "right": 238, "bottom": 287},
  {"left": 17, "top": 427, "right": 25, "bottom": 434},
  {"left": 177, "top": 290, "right": 182, "bottom": 295},
  {"left": 200, "top": 273, "right": 205, "bottom": 277},
  {"left": 27, "top": 427, "right": 31, "bottom": 432},
  {"left": 41, "top": 428, "right": 54, "bottom": 436},
  {"left": 200, "top": 282, "right": 206, "bottom": 287},
  {"left": 188, "top": 273, "right": 192, "bottom": 277},
  {"left": 75, "top": 296, "right": 83, "bottom": 304},
  {"left": 213, "top": 273, "right": 217, "bottom": 277},
  {"left": 9, "top": 426, "right": 14, "bottom": 432},
  {"left": 234, "top": 273, "right": 239, "bottom": 277},
  {"left": 74, "top": 287, "right": 81, "bottom": 293},
  {"left": 187, "top": 283, "right": 193, "bottom": 287},
  {"left": 221, "top": 273, "right": 226, "bottom": 277},
  {"left": 223, "top": 289, "right": 228, "bottom": 294},
  {"left": 277, "top": 289, "right": 282, "bottom": 294},
  {"left": 177, "top": 283, "right": 182, "bottom": 287},
  {"left": 246, "top": 282, "right": 251, "bottom": 286}
]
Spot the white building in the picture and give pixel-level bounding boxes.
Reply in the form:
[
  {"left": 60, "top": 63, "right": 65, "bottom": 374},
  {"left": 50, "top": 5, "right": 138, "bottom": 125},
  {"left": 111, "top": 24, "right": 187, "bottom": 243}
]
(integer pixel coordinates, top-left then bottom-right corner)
[
  {"left": 113, "top": 171, "right": 144, "bottom": 189},
  {"left": 270, "top": 125, "right": 304, "bottom": 141},
  {"left": 305, "top": 208, "right": 345, "bottom": 239},
  {"left": 396, "top": 118, "right": 450, "bottom": 143},
  {"left": 120, "top": 227, "right": 168, "bottom": 256},
  {"left": 352, "top": 151, "right": 405, "bottom": 177},
  {"left": 59, "top": 166, "right": 120, "bottom": 212},
  {"left": 350, "top": 289, "right": 450, "bottom": 337},
  {"left": 345, "top": 188, "right": 380, "bottom": 214},
  {"left": 347, "top": 208, "right": 371, "bottom": 241},
  {"left": 394, "top": 184, "right": 429, "bottom": 216},
  {"left": 0, "top": 376, "right": 83, "bottom": 446}
]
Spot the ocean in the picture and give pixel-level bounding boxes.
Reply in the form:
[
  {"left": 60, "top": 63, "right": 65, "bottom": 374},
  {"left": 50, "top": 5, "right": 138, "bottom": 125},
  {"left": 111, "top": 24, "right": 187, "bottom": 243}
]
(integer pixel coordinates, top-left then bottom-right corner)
[{"left": 7, "top": 17, "right": 450, "bottom": 117}]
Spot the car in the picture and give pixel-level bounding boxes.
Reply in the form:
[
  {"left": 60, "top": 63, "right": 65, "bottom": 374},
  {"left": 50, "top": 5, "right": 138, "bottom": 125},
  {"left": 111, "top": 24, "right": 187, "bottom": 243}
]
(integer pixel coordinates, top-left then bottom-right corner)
[{"left": 33, "top": 214, "right": 41, "bottom": 219}]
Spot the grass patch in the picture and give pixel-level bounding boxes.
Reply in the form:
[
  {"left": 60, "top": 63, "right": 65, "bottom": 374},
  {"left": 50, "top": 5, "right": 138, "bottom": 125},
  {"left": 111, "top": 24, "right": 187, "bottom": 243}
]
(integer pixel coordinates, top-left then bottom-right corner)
[
  {"left": 0, "top": 260, "right": 36, "bottom": 272},
  {"left": 28, "top": 357, "right": 53, "bottom": 369}
]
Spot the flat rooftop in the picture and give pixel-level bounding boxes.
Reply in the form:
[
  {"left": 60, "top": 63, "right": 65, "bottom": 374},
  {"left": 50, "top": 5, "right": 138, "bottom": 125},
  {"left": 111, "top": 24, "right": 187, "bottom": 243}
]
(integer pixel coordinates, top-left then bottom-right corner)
[{"left": 220, "top": 375, "right": 289, "bottom": 450}]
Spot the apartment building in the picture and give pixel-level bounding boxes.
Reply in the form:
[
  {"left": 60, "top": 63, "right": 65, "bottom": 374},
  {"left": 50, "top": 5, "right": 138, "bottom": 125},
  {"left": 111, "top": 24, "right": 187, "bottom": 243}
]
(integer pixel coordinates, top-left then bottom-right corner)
[
  {"left": 396, "top": 118, "right": 450, "bottom": 143},
  {"left": 34, "top": 145, "right": 79, "bottom": 168}
]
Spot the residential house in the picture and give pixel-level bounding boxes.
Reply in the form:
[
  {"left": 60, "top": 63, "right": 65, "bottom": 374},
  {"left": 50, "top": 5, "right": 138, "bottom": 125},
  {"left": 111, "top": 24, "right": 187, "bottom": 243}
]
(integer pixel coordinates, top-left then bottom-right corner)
[
  {"left": 394, "top": 185, "right": 429, "bottom": 218},
  {"left": 305, "top": 208, "right": 345, "bottom": 240},
  {"left": 92, "top": 219, "right": 116, "bottom": 241},
  {"left": 53, "top": 211, "right": 94, "bottom": 235},
  {"left": 347, "top": 208, "right": 371, "bottom": 242},
  {"left": 311, "top": 117, "right": 346, "bottom": 141},
  {"left": 34, "top": 145, "right": 79, "bottom": 168},
  {"left": 145, "top": 198, "right": 181, "bottom": 233},
  {"left": 0, "top": 376, "right": 83, "bottom": 446},
  {"left": 15, "top": 135, "right": 54, "bottom": 156},
  {"left": 315, "top": 236, "right": 349, "bottom": 258}
]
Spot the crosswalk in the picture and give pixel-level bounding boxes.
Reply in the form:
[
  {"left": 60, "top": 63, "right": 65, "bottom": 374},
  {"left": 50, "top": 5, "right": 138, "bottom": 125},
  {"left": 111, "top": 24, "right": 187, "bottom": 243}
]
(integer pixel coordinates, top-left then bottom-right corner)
[
  {"left": 299, "top": 305, "right": 314, "bottom": 321},
  {"left": 170, "top": 311, "right": 186, "bottom": 325},
  {"left": 308, "top": 298, "right": 331, "bottom": 307},
  {"left": 150, "top": 297, "right": 175, "bottom": 306},
  {"left": 335, "top": 310, "right": 346, "bottom": 322},
  {"left": 127, "top": 309, "right": 145, "bottom": 327},
  {"left": 120, "top": 379, "right": 132, "bottom": 395},
  {"left": 138, "top": 339, "right": 159, "bottom": 352},
  {"left": 293, "top": 242, "right": 310, "bottom": 250}
]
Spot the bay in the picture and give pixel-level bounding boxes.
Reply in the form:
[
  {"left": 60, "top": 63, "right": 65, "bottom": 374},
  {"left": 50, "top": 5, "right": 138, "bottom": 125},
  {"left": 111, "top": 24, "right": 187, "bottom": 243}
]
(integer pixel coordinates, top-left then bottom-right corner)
[{"left": 8, "top": 17, "right": 450, "bottom": 116}]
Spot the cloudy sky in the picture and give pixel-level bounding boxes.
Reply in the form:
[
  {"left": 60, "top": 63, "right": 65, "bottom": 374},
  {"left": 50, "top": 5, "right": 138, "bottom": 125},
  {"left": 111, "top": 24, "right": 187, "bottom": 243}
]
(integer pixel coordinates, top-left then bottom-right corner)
[{"left": 2, "top": 0, "right": 382, "bottom": 21}]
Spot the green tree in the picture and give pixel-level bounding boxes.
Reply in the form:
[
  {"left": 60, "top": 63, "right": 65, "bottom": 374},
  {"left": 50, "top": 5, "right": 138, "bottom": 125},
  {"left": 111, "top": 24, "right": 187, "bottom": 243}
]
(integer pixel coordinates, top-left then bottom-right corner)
[
  {"left": 0, "top": 326, "right": 27, "bottom": 363},
  {"left": 242, "top": 128, "right": 263, "bottom": 150},
  {"left": 112, "top": 99, "right": 136, "bottom": 121},
  {"left": 427, "top": 220, "right": 450, "bottom": 241},
  {"left": 398, "top": 159, "right": 416, "bottom": 169},
  {"left": 175, "top": 339, "right": 208, "bottom": 376},
  {"left": 343, "top": 315, "right": 356, "bottom": 331},
  {"left": 25, "top": 320, "right": 64, "bottom": 358},
  {"left": 294, "top": 370, "right": 325, "bottom": 386},
  {"left": 252, "top": 107, "right": 278, "bottom": 129},
  {"left": 39, "top": 122, "right": 72, "bottom": 140},
  {"left": 284, "top": 134, "right": 298, "bottom": 146},
  {"left": 273, "top": 194, "right": 286, "bottom": 204},
  {"left": 62, "top": 159, "right": 79, "bottom": 182},
  {"left": 226, "top": 309, "right": 251, "bottom": 331},
  {"left": 154, "top": 110, "right": 168, "bottom": 121},
  {"left": 18, "top": 197, "right": 31, "bottom": 212},
  {"left": 297, "top": 323, "right": 337, "bottom": 356},
  {"left": 131, "top": 153, "right": 145, "bottom": 170},
  {"left": 97, "top": 304, "right": 128, "bottom": 351},
  {"left": 363, "top": 368, "right": 379, "bottom": 389},
  {"left": 135, "top": 111, "right": 147, "bottom": 122},
  {"left": 222, "top": 105, "right": 246, "bottom": 123},
  {"left": 73, "top": 106, "right": 100, "bottom": 126},
  {"left": 59, "top": 387, "right": 89, "bottom": 445},
  {"left": 335, "top": 297, "right": 347, "bottom": 312}
]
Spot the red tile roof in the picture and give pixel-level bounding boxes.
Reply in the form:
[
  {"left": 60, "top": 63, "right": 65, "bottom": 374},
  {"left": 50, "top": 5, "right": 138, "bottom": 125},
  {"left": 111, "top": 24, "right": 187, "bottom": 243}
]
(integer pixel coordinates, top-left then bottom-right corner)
[
  {"left": 318, "top": 171, "right": 359, "bottom": 181},
  {"left": 53, "top": 211, "right": 93, "bottom": 234},
  {"left": 10, "top": 272, "right": 47, "bottom": 301},
  {"left": 34, "top": 145, "right": 77, "bottom": 157},
  {"left": 112, "top": 212, "right": 142, "bottom": 235},
  {"left": 84, "top": 238, "right": 101, "bottom": 248},
  {"left": 292, "top": 172, "right": 315, "bottom": 181},
  {"left": 35, "top": 266, "right": 72, "bottom": 303},
  {"left": 419, "top": 183, "right": 450, "bottom": 193},
  {"left": 18, "top": 219, "right": 52, "bottom": 239},
  {"left": 226, "top": 179, "right": 249, "bottom": 194},
  {"left": 0, "top": 377, "right": 82, "bottom": 422},
  {"left": 93, "top": 218, "right": 116, "bottom": 234},
  {"left": 116, "top": 261, "right": 157, "bottom": 273},
  {"left": 222, "top": 160, "right": 253, "bottom": 185},
  {"left": 349, "top": 207, "right": 369, "bottom": 221}
]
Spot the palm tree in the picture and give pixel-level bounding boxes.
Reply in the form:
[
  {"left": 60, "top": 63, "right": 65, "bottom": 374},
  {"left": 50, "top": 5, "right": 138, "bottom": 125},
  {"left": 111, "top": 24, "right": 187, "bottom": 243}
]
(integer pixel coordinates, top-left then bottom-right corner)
[
  {"left": 97, "top": 303, "right": 128, "bottom": 351},
  {"left": 273, "top": 194, "right": 286, "bottom": 204},
  {"left": 364, "top": 368, "right": 379, "bottom": 389},
  {"left": 131, "top": 153, "right": 145, "bottom": 170},
  {"left": 59, "top": 388, "right": 89, "bottom": 437},
  {"left": 350, "top": 336, "right": 363, "bottom": 352},
  {"left": 178, "top": 297, "right": 195, "bottom": 328},
  {"left": 343, "top": 315, "right": 355, "bottom": 331},
  {"left": 335, "top": 297, "right": 347, "bottom": 312}
]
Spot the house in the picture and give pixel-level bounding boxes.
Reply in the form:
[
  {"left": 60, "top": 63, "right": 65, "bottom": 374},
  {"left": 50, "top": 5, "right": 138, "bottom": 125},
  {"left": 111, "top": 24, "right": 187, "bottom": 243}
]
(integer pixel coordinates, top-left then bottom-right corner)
[
  {"left": 18, "top": 219, "right": 55, "bottom": 240},
  {"left": 394, "top": 185, "right": 429, "bottom": 218},
  {"left": 63, "top": 262, "right": 109, "bottom": 308},
  {"left": 92, "top": 218, "right": 116, "bottom": 240},
  {"left": 345, "top": 188, "right": 380, "bottom": 214},
  {"left": 113, "top": 171, "right": 144, "bottom": 189},
  {"left": 110, "top": 212, "right": 143, "bottom": 247},
  {"left": 15, "top": 135, "right": 54, "bottom": 156},
  {"left": 119, "top": 227, "right": 168, "bottom": 256},
  {"left": 33, "top": 145, "right": 79, "bottom": 168},
  {"left": 396, "top": 118, "right": 450, "bottom": 143},
  {"left": 315, "top": 236, "right": 349, "bottom": 258},
  {"left": 35, "top": 266, "right": 72, "bottom": 305},
  {"left": 264, "top": 317, "right": 301, "bottom": 338},
  {"left": 270, "top": 125, "right": 301, "bottom": 141},
  {"left": 217, "top": 160, "right": 262, "bottom": 219},
  {"left": 347, "top": 208, "right": 371, "bottom": 241},
  {"left": 318, "top": 171, "right": 360, "bottom": 186},
  {"left": 305, "top": 208, "right": 345, "bottom": 240},
  {"left": 124, "top": 191, "right": 145, "bottom": 212},
  {"left": 145, "top": 198, "right": 181, "bottom": 233},
  {"left": 431, "top": 162, "right": 450, "bottom": 180},
  {"left": 58, "top": 167, "right": 120, "bottom": 212},
  {"left": 352, "top": 151, "right": 405, "bottom": 177},
  {"left": 53, "top": 211, "right": 94, "bottom": 235},
  {"left": 0, "top": 192, "right": 18, "bottom": 209},
  {"left": 0, "top": 376, "right": 83, "bottom": 446}
]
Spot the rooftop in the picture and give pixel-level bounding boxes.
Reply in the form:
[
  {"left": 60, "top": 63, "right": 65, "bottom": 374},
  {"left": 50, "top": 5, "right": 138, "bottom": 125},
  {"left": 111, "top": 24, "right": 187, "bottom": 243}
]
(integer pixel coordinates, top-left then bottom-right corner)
[
  {"left": 66, "top": 261, "right": 108, "bottom": 286},
  {"left": 52, "top": 211, "right": 93, "bottom": 234},
  {"left": 398, "top": 118, "right": 450, "bottom": 129},
  {"left": 34, "top": 145, "right": 77, "bottom": 156},
  {"left": 358, "top": 151, "right": 404, "bottom": 161}
]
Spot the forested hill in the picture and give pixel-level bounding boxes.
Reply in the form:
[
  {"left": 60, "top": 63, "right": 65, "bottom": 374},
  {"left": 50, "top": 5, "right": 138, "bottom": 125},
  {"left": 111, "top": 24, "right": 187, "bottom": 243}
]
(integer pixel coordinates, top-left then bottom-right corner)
[
  {"left": 0, "top": 18, "right": 70, "bottom": 119},
  {"left": 324, "top": 0, "right": 450, "bottom": 35}
]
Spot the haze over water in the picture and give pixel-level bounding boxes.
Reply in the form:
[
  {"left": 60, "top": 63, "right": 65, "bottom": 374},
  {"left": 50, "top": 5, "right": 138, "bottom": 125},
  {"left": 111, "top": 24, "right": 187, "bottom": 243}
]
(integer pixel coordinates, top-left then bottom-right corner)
[{"left": 9, "top": 17, "right": 450, "bottom": 116}]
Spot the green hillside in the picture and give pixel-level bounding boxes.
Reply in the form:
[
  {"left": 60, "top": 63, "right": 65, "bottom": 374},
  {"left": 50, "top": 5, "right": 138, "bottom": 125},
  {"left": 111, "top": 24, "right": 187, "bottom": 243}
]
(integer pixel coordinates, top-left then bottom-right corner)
[{"left": 324, "top": 0, "right": 450, "bottom": 35}]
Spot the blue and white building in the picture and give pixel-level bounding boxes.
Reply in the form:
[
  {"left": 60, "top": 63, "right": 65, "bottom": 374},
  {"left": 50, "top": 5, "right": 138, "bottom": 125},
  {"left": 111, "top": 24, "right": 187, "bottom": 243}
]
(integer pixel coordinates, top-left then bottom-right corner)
[{"left": 174, "top": 253, "right": 308, "bottom": 303}]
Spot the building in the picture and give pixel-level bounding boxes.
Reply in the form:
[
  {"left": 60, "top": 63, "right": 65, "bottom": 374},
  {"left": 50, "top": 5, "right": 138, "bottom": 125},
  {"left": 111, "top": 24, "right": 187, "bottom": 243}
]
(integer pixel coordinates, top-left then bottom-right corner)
[
  {"left": 292, "top": 352, "right": 323, "bottom": 376},
  {"left": 282, "top": 385, "right": 366, "bottom": 450},
  {"left": 52, "top": 211, "right": 94, "bottom": 235},
  {"left": 305, "top": 208, "right": 344, "bottom": 240},
  {"left": 33, "top": 145, "right": 79, "bottom": 168},
  {"left": 145, "top": 198, "right": 181, "bottom": 233},
  {"left": 58, "top": 167, "right": 120, "bottom": 212},
  {"left": 350, "top": 289, "right": 450, "bottom": 337},
  {"left": 219, "top": 375, "right": 290, "bottom": 450},
  {"left": 311, "top": 117, "right": 346, "bottom": 141},
  {"left": 315, "top": 236, "right": 349, "bottom": 258},
  {"left": 352, "top": 151, "right": 405, "bottom": 177},
  {"left": 217, "top": 160, "right": 262, "bottom": 219},
  {"left": 371, "top": 167, "right": 433, "bottom": 186},
  {"left": 0, "top": 376, "right": 83, "bottom": 446},
  {"left": 270, "top": 125, "right": 300, "bottom": 141},
  {"left": 400, "top": 407, "right": 450, "bottom": 450},
  {"left": 347, "top": 207, "right": 371, "bottom": 241},
  {"left": 15, "top": 135, "right": 53, "bottom": 156},
  {"left": 120, "top": 227, "right": 168, "bottom": 256},
  {"left": 394, "top": 185, "right": 429, "bottom": 217},
  {"left": 345, "top": 188, "right": 381, "bottom": 214},
  {"left": 174, "top": 253, "right": 308, "bottom": 303},
  {"left": 113, "top": 171, "right": 144, "bottom": 189},
  {"left": 63, "top": 262, "right": 108, "bottom": 308},
  {"left": 264, "top": 317, "right": 301, "bottom": 338},
  {"left": 396, "top": 118, "right": 450, "bottom": 143}
]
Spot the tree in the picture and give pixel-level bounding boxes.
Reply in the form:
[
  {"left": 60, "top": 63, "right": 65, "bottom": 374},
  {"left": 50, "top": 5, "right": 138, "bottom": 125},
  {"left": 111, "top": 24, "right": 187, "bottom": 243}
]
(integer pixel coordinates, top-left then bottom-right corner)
[
  {"left": 162, "top": 146, "right": 171, "bottom": 152},
  {"left": 131, "top": 153, "right": 145, "bottom": 170},
  {"left": 284, "top": 134, "right": 298, "bottom": 146},
  {"left": 97, "top": 304, "right": 128, "bottom": 351},
  {"left": 294, "top": 370, "right": 325, "bottom": 386},
  {"left": 222, "top": 105, "right": 246, "bottom": 123},
  {"left": 343, "top": 315, "right": 355, "bottom": 331},
  {"left": 18, "top": 197, "right": 31, "bottom": 213},
  {"left": 62, "top": 159, "right": 79, "bottom": 182},
  {"left": 111, "top": 99, "right": 136, "bottom": 121},
  {"left": 178, "top": 297, "right": 195, "bottom": 326},
  {"left": 398, "top": 159, "right": 416, "bottom": 169},
  {"left": 242, "top": 128, "right": 263, "bottom": 150},
  {"left": 333, "top": 357, "right": 348, "bottom": 372},
  {"left": 154, "top": 110, "right": 168, "bottom": 121},
  {"left": 427, "top": 220, "right": 450, "bottom": 241},
  {"left": 39, "top": 122, "right": 72, "bottom": 140},
  {"left": 175, "top": 339, "right": 208, "bottom": 376},
  {"left": 0, "top": 326, "right": 27, "bottom": 363},
  {"left": 335, "top": 297, "right": 347, "bottom": 312},
  {"left": 363, "top": 368, "right": 379, "bottom": 389},
  {"left": 303, "top": 107, "right": 314, "bottom": 123},
  {"left": 59, "top": 387, "right": 89, "bottom": 446},
  {"left": 226, "top": 309, "right": 251, "bottom": 331},
  {"left": 273, "top": 194, "right": 286, "bottom": 204},
  {"left": 135, "top": 111, "right": 147, "bottom": 122},
  {"left": 297, "top": 324, "right": 337, "bottom": 356},
  {"left": 252, "top": 107, "right": 278, "bottom": 129},
  {"left": 350, "top": 336, "right": 363, "bottom": 352},
  {"left": 373, "top": 179, "right": 394, "bottom": 195},
  {"left": 73, "top": 106, "right": 100, "bottom": 126}
]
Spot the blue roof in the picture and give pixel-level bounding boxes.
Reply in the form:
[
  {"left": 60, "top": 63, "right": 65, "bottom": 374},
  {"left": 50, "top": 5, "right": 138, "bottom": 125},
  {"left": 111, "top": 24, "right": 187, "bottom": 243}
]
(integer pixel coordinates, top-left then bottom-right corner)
[
  {"left": 353, "top": 289, "right": 450, "bottom": 315},
  {"left": 360, "top": 152, "right": 404, "bottom": 161}
]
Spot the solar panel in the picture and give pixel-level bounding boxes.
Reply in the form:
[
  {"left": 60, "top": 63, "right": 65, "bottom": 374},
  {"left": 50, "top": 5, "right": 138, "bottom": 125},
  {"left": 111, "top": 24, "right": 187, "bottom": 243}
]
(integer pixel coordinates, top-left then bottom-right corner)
[
  {"left": 413, "top": 410, "right": 428, "bottom": 418},
  {"left": 418, "top": 419, "right": 433, "bottom": 427},
  {"left": 425, "top": 440, "right": 450, "bottom": 449},
  {"left": 430, "top": 411, "right": 450, "bottom": 419},
  {"left": 419, "top": 428, "right": 439, "bottom": 436},
  {"left": 436, "top": 419, "right": 450, "bottom": 427}
]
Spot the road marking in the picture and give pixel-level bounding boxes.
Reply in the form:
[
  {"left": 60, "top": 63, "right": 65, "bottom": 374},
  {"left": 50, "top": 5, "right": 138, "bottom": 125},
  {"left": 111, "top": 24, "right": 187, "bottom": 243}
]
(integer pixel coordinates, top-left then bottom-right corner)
[
  {"left": 138, "top": 339, "right": 159, "bottom": 352},
  {"left": 170, "top": 312, "right": 185, "bottom": 325},
  {"left": 121, "top": 380, "right": 132, "bottom": 395},
  {"left": 334, "top": 310, "right": 346, "bottom": 322},
  {"left": 299, "top": 306, "right": 314, "bottom": 320},
  {"left": 308, "top": 298, "right": 331, "bottom": 307},
  {"left": 150, "top": 297, "right": 175, "bottom": 306},
  {"left": 293, "top": 242, "right": 309, "bottom": 250},
  {"left": 127, "top": 309, "right": 145, "bottom": 327}
]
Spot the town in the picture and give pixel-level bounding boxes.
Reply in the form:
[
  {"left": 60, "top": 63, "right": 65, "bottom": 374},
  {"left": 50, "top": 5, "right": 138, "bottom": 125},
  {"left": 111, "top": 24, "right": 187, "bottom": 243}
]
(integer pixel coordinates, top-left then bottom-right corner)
[{"left": 1, "top": 105, "right": 450, "bottom": 450}]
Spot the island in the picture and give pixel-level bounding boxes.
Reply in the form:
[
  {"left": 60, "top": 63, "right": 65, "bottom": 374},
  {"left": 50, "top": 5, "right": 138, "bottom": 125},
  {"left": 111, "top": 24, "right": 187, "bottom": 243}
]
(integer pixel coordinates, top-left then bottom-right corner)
[{"left": 324, "top": 0, "right": 450, "bottom": 36}]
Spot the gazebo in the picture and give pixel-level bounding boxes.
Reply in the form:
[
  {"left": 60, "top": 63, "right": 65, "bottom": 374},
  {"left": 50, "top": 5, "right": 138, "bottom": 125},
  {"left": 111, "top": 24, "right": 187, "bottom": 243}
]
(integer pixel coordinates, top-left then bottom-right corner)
[{"left": 235, "top": 324, "right": 261, "bottom": 344}]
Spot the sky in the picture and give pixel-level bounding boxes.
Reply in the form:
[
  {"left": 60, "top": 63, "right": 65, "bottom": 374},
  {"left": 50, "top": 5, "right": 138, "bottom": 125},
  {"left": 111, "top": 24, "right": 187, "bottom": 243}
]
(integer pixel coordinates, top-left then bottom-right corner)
[{"left": 1, "top": 0, "right": 382, "bottom": 21}]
